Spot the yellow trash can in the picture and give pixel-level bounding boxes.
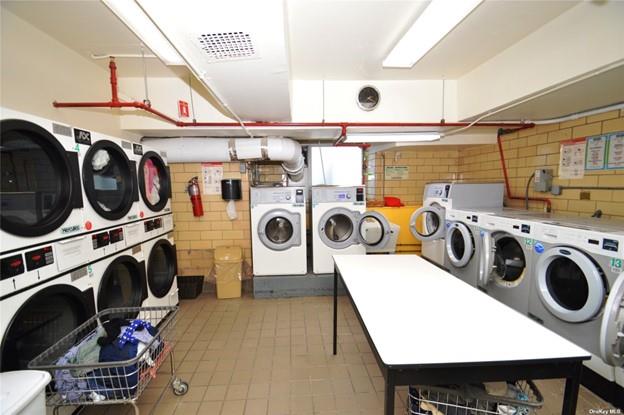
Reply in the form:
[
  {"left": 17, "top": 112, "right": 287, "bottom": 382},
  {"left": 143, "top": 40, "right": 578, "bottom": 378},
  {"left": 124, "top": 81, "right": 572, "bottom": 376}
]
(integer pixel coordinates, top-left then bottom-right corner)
[{"left": 214, "top": 246, "right": 242, "bottom": 299}]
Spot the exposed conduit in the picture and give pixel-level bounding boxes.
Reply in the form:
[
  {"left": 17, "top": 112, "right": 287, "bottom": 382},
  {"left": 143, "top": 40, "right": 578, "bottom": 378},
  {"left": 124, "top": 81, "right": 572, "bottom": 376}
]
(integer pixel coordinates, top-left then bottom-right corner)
[
  {"left": 497, "top": 127, "right": 552, "bottom": 211},
  {"left": 144, "top": 137, "right": 306, "bottom": 182}
]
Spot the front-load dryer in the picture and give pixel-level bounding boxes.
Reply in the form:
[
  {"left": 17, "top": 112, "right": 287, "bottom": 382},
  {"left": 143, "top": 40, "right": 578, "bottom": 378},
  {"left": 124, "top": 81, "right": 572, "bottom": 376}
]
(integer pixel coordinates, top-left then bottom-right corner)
[
  {"left": 79, "top": 131, "right": 140, "bottom": 234},
  {"left": 136, "top": 145, "right": 172, "bottom": 220},
  {"left": 312, "top": 186, "right": 392, "bottom": 274},
  {"left": 0, "top": 265, "right": 95, "bottom": 372},
  {"left": 251, "top": 187, "right": 307, "bottom": 276},
  {"left": 1, "top": 108, "right": 84, "bottom": 253},
  {"left": 600, "top": 270, "right": 624, "bottom": 406},
  {"left": 91, "top": 245, "right": 148, "bottom": 313},
  {"left": 478, "top": 212, "right": 541, "bottom": 314},
  {"left": 142, "top": 232, "right": 179, "bottom": 308},
  {"left": 409, "top": 182, "right": 503, "bottom": 268}
]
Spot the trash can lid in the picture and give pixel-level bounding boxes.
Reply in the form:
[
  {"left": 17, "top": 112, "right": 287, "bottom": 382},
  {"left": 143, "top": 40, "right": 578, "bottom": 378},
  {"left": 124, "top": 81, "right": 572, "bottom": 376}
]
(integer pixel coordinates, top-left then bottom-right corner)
[
  {"left": 215, "top": 246, "right": 243, "bottom": 263},
  {"left": 0, "top": 370, "right": 51, "bottom": 414}
]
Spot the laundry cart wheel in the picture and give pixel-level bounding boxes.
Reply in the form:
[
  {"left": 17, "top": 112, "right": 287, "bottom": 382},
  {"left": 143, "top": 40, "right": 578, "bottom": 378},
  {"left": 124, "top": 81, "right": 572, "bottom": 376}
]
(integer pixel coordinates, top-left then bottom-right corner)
[{"left": 172, "top": 378, "right": 189, "bottom": 396}]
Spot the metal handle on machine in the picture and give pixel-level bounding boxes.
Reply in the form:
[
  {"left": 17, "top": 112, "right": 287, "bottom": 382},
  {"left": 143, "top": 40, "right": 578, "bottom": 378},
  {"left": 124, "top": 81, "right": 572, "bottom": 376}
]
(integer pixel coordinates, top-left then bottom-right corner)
[{"left": 478, "top": 231, "right": 494, "bottom": 288}]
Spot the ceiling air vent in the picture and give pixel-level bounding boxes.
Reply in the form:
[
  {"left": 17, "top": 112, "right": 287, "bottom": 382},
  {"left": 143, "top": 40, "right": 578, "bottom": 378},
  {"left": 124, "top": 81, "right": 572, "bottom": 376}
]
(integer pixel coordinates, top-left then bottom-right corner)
[{"left": 197, "top": 32, "right": 257, "bottom": 61}]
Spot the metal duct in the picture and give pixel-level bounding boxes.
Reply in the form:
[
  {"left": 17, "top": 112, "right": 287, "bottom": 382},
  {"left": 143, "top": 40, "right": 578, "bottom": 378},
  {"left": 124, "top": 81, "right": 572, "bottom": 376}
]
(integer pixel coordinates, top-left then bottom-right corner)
[{"left": 143, "top": 137, "right": 305, "bottom": 182}]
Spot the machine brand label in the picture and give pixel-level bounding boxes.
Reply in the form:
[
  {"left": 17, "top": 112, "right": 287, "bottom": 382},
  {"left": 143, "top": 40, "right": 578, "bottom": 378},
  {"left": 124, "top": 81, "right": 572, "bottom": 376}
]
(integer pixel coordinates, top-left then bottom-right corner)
[
  {"left": 133, "top": 143, "right": 143, "bottom": 155},
  {"left": 524, "top": 238, "right": 535, "bottom": 247},
  {"left": 73, "top": 128, "right": 92, "bottom": 145},
  {"left": 61, "top": 225, "right": 81, "bottom": 234},
  {"left": 611, "top": 258, "right": 623, "bottom": 273},
  {"left": 127, "top": 214, "right": 138, "bottom": 220}
]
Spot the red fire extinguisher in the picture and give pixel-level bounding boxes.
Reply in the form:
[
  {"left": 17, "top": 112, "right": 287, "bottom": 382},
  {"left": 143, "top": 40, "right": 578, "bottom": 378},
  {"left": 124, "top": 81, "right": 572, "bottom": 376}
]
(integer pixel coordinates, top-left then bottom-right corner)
[{"left": 187, "top": 176, "right": 204, "bottom": 217}]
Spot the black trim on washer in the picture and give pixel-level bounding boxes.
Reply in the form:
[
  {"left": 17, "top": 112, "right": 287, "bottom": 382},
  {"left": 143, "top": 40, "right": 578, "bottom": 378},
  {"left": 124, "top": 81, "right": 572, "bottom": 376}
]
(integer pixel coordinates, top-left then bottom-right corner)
[
  {"left": 0, "top": 285, "right": 95, "bottom": 372},
  {"left": 138, "top": 151, "right": 170, "bottom": 212},
  {"left": 0, "top": 119, "right": 82, "bottom": 237},
  {"left": 147, "top": 239, "right": 177, "bottom": 298},
  {"left": 82, "top": 139, "right": 137, "bottom": 220},
  {"left": 580, "top": 366, "right": 617, "bottom": 406},
  {"left": 1, "top": 212, "right": 172, "bottom": 256},
  {"left": 0, "top": 229, "right": 171, "bottom": 301}
]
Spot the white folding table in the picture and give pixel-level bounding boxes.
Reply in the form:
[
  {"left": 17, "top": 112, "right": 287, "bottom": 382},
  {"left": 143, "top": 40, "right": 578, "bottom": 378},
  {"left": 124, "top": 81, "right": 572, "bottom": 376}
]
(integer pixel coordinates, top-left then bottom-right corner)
[{"left": 332, "top": 254, "right": 590, "bottom": 415}]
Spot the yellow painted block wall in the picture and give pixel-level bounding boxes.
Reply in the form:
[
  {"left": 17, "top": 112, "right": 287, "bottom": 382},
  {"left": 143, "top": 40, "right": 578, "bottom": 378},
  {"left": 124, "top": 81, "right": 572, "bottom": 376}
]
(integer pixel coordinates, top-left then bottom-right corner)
[
  {"left": 369, "top": 147, "right": 460, "bottom": 205},
  {"left": 458, "top": 110, "right": 624, "bottom": 219},
  {"left": 169, "top": 162, "right": 252, "bottom": 279}
]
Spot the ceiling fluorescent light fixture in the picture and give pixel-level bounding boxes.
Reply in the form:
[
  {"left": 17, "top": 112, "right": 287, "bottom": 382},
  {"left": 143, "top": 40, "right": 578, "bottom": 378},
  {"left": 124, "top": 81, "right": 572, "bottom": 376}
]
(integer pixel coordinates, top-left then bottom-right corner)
[
  {"left": 102, "top": 0, "right": 184, "bottom": 65},
  {"left": 383, "top": 0, "right": 483, "bottom": 68},
  {"left": 345, "top": 133, "right": 441, "bottom": 143}
]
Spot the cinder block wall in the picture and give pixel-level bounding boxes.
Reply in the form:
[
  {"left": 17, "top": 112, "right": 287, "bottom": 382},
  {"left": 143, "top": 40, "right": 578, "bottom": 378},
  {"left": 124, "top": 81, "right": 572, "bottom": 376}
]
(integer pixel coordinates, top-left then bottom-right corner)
[
  {"left": 169, "top": 162, "right": 252, "bottom": 281},
  {"left": 458, "top": 110, "right": 624, "bottom": 219}
]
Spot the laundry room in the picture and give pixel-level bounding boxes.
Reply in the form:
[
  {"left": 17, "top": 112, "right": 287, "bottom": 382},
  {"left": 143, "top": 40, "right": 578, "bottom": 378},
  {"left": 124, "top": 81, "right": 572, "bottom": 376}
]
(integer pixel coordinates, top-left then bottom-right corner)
[{"left": 1, "top": 1, "right": 624, "bottom": 414}]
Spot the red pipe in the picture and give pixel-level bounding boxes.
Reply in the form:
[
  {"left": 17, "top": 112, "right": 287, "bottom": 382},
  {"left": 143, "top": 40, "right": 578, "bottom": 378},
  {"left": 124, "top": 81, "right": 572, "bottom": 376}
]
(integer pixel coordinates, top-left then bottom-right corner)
[
  {"left": 497, "top": 128, "right": 552, "bottom": 212},
  {"left": 53, "top": 58, "right": 532, "bottom": 134}
]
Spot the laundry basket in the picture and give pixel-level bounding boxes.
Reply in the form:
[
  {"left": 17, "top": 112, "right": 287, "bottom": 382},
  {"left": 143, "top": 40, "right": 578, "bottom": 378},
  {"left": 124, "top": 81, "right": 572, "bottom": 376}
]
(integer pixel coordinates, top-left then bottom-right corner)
[
  {"left": 407, "top": 381, "right": 543, "bottom": 415},
  {"left": 214, "top": 246, "right": 242, "bottom": 299}
]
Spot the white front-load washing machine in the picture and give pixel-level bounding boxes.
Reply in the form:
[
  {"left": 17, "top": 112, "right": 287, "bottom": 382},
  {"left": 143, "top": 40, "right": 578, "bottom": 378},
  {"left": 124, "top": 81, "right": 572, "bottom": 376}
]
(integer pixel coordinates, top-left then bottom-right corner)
[
  {"left": 0, "top": 265, "right": 96, "bottom": 372},
  {"left": 409, "top": 182, "right": 504, "bottom": 268},
  {"left": 443, "top": 208, "right": 494, "bottom": 287},
  {"left": 142, "top": 231, "right": 179, "bottom": 308},
  {"left": 251, "top": 187, "right": 307, "bottom": 276},
  {"left": 1, "top": 108, "right": 85, "bottom": 253},
  {"left": 312, "top": 186, "right": 392, "bottom": 274},
  {"left": 478, "top": 211, "right": 542, "bottom": 314},
  {"left": 91, "top": 246, "right": 148, "bottom": 313},
  {"left": 528, "top": 218, "right": 624, "bottom": 395},
  {"left": 135, "top": 146, "right": 172, "bottom": 221}
]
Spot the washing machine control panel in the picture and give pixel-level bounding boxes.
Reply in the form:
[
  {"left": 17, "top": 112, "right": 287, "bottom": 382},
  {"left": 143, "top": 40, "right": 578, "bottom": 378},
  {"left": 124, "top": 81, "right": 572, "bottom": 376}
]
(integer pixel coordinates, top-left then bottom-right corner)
[
  {"left": 295, "top": 189, "right": 304, "bottom": 204},
  {"left": 251, "top": 187, "right": 306, "bottom": 205},
  {"left": 1, "top": 254, "right": 25, "bottom": 279},
  {"left": 109, "top": 228, "right": 125, "bottom": 244},
  {"left": 25, "top": 246, "right": 54, "bottom": 271},
  {"left": 92, "top": 231, "right": 110, "bottom": 249}
]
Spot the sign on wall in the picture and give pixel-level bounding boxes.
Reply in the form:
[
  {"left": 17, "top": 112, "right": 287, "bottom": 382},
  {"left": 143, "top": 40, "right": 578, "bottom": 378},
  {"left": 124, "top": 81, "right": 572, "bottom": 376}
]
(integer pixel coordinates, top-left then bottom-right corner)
[
  {"left": 606, "top": 132, "right": 624, "bottom": 169},
  {"left": 559, "top": 139, "right": 585, "bottom": 179},
  {"left": 201, "top": 162, "right": 223, "bottom": 194},
  {"left": 384, "top": 166, "right": 409, "bottom": 180},
  {"left": 585, "top": 135, "right": 607, "bottom": 170}
]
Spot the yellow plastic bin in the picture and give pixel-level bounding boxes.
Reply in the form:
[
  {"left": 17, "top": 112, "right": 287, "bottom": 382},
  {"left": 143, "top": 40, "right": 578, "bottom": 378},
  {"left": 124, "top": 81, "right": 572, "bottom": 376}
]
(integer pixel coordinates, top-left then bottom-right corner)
[{"left": 214, "top": 246, "right": 242, "bottom": 299}]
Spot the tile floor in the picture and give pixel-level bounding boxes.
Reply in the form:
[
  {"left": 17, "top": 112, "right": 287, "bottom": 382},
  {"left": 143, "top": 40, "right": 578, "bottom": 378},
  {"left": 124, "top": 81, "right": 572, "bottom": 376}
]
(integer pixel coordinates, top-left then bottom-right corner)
[{"left": 82, "top": 295, "right": 617, "bottom": 415}]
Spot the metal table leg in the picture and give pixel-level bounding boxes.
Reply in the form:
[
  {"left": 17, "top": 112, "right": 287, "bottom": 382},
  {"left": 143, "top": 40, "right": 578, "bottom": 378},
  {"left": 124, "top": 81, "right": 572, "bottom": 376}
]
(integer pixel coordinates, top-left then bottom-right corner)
[
  {"left": 385, "top": 372, "right": 395, "bottom": 415},
  {"left": 333, "top": 265, "right": 338, "bottom": 355},
  {"left": 562, "top": 361, "right": 582, "bottom": 415}
]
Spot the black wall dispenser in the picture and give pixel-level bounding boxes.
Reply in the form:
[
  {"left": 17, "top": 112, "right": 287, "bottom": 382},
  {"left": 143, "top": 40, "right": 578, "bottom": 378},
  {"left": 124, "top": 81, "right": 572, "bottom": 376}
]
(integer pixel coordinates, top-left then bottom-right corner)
[{"left": 221, "top": 179, "right": 242, "bottom": 201}]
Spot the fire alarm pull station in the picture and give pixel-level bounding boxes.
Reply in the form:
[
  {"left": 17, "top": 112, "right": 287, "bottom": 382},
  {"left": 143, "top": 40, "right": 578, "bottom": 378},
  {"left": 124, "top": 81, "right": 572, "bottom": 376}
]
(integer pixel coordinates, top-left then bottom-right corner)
[{"left": 534, "top": 169, "right": 553, "bottom": 193}]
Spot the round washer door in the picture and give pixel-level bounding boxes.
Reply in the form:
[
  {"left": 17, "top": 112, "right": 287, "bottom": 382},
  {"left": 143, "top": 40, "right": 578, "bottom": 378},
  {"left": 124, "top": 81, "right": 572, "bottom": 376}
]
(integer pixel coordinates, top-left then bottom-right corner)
[
  {"left": 0, "top": 119, "right": 81, "bottom": 236},
  {"left": 97, "top": 255, "right": 147, "bottom": 311},
  {"left": 0, "top": 285, "right": 95, "bottom": 372},
  {"left": 139, "top": 151, "right": 170, "bottom": 212},
  {"left": 445, "top": 222, "right": 475, "bottom": 268},
  {"left": 409, "top": 204, "right": 445, "bottom": 242},
  {"left": 600, "top": 272, "right": 624, "bottom": 366},
  {"left": 148, "top": 239, "right": 177, "bottom": 298},
  {"left": 82, "top": 140, "right": 136, "bottom": 220},
  {"left": 258, "top": 209, "right": 301, "bottom": 251},
  {"left": 357, "top": 211, "right": 392, "bottom": 248},
  {"left": 318, "top": 207, "right": 359, "bottom": 249},
  {"left": 535, "top": 247, "right": 606, "bottom": 323},
  {"left": 491, "top": 233, "right": 526, "bottom": 287}
]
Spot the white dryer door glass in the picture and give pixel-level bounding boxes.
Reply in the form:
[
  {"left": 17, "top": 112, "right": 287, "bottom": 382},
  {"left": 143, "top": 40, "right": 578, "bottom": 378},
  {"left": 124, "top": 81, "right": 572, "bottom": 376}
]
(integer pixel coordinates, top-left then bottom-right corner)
[
  {"left": 600, "top": 271, "right": 624, "bottom": 366},
  {"left": 409, "top": 204, "right": 445, "bottom": 242},
  {"left": 318, "top": 207, "right": 359, "bottom": 249},
  {"left": 445, "top": 222, "right": 475, "bottom": 268},
  {"left": 258, "top": 209, "right": 301, "bottom": 251},
  {"left": 357, "top": 211, "right": 392, "bottom": 248},
  {"left": 535, "top": 247, "right": 606, "bottom": 323},
  {"left": 491, "top": 233, "right": 526, "bottom": 287}
]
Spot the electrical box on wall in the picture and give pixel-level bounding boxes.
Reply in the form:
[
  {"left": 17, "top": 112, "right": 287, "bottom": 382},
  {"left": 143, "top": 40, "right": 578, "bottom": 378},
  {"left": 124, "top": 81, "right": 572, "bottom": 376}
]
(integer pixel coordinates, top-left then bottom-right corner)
[{"left": 534, "top": 169, "right": 553, "bottom": 193}]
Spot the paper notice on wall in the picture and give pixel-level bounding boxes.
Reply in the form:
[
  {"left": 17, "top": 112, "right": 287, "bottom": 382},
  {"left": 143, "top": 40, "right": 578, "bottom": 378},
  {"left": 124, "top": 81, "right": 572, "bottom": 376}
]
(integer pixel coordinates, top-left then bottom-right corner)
[
  {"left": 606, "top": 132, "right": 624, "bottom": 169},
  {"left": 559, "top": 140, "right": 585, "bottom": 179},
  {"left": 201, "top": 162, "right": 223, "bottom": 194},
  {"left": 384, "top": 166, "right": 409, "bottom": 180},
  {"left": 585, "top": 135, "right": 607, "bottom": 170}
]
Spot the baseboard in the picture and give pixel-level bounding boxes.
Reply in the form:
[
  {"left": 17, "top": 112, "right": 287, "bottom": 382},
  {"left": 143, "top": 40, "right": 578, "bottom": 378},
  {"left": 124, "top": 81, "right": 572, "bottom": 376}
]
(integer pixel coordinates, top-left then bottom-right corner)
[{"left": 253, "top": 274, "right": 346, "bottom": 298}]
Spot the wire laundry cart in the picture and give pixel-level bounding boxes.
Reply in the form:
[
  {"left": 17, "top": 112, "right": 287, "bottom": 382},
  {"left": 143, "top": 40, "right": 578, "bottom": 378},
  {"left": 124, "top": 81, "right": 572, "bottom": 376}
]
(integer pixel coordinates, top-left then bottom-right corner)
[{"left": 29, "top": 306, "right": 188, "bottom": 415}]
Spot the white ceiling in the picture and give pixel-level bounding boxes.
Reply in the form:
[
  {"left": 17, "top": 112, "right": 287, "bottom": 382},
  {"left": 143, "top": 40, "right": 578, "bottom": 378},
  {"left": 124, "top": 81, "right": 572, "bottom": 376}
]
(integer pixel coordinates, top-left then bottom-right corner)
[{"left": 3, "top": 0, "right": 579, "bottom": 80}]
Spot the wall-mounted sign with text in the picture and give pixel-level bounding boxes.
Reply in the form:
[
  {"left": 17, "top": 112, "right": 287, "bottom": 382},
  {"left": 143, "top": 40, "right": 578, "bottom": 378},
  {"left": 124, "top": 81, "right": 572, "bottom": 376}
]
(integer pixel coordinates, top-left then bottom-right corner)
[{"left": 384, "top": 166, "right": 409, "bottom": 180}]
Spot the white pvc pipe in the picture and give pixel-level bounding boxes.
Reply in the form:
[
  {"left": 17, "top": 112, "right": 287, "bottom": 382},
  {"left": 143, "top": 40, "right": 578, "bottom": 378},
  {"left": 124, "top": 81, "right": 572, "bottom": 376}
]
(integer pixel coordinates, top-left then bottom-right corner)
[{"left": 143, "top": 137, "right": 305, "bottom": 181}]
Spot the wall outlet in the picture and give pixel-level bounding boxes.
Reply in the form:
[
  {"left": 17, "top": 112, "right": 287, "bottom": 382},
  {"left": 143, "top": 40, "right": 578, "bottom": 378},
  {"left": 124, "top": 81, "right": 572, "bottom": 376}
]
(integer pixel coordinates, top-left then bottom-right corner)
[{"left": 580, "top": 191, "right": 591, "bottom": 200}]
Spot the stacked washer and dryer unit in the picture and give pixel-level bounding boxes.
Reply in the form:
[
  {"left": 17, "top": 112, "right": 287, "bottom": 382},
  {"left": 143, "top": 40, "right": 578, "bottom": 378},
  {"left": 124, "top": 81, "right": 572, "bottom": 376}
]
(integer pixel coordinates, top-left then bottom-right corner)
[{"left": 0, "top": 108, "right": 177, "bottom": 374}]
